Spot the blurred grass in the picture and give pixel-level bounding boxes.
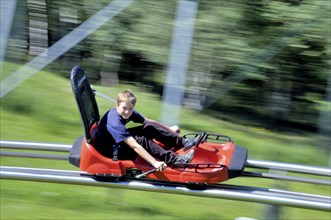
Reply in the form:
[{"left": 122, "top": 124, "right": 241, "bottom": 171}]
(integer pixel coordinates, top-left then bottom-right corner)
[{"left": 0, "top": 62, "right": 330, "bottom": 219}]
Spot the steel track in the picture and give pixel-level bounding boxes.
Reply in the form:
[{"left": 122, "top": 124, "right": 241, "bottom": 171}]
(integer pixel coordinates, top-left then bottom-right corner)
[
  {"left": 1, "top": 166, "right": 330, "bottom": 211},
  {"left": 1, "top": 140, "right": 330, "bottom": 211}
]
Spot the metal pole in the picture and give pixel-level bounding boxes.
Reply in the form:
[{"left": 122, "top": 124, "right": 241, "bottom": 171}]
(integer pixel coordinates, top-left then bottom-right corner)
[
  {"left": 161, "top": 0, "right": 198, "bottom": 125},
  {"left": 0, "top": 0, "right": 17, "bottom": 62}
]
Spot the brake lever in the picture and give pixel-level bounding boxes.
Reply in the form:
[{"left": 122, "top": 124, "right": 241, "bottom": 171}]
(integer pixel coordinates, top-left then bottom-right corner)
[{"left": 135, "top": 168, "right": 158, "bottom": 178}]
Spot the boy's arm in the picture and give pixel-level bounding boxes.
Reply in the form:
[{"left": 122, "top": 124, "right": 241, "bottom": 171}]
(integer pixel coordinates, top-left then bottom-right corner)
[
  {"left": 124, "top": 136, "right": 167, "bottom": 171},
  {"left": 144, "top": 118, "right": 180, "bottom": 134}
]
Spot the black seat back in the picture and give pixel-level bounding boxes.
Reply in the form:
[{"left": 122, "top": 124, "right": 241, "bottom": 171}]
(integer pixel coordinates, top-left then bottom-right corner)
[{"left": 70, "top": 65, "right": 100, "bottom": 143}]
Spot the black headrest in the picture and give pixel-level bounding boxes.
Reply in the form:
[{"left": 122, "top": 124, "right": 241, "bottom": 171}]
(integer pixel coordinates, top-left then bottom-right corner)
[{"left": 70, "top": 65, "right": 100, "bottom": 142}]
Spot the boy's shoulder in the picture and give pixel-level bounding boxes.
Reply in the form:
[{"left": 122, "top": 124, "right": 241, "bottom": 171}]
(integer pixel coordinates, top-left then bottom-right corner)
[
  {"left": 108, "top": 108, "right": 120, "bottom": 117},
  {"left": 109, "top": 107, "right": 117, "bottom": 113}
]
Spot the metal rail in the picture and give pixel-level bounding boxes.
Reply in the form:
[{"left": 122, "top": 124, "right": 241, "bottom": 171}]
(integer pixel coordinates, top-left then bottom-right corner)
[
  {"left": 243, "top": 171, "right": 330, "bottom": 185},
  {"left": 0, "top": 140, "right": 71, "bottom": 152},
  {"left": 0, "top": 152, "right": 68, "bottom": 160},
  {"left": 246, "top": 160, "right": 331, "bottom": 177},
  {"left": 0, "top": 166, "right": 330, "bottom": 212}
]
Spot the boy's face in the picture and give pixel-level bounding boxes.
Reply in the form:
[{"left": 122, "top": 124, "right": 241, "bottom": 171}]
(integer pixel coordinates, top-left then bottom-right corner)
[{"left": 116, "top": 101, "right": 135, "bottom": 119}]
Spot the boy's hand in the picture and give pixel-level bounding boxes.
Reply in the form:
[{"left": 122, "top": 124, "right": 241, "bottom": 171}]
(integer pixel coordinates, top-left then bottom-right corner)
[
  {"left": 153, "top": 161, "right": 167, "bottom": 172},
  {"left": 169, "top": 125, "right": 180, "bottom": 135}
]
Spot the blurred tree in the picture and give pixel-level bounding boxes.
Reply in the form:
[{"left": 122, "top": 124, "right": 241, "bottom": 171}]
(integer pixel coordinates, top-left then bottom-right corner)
[
  {"left": 105, "top": 0, "right": 176, "bottom": 90},
  {"left": 261, "top": 1, "right": 329, "bottom": 131},
  {"left": 6, "top": 0, "right": 28, "bottom": 63},
  {"left": 202, "top": 0, "right": 330, "bottom": 133},
  {"left": 5, "top": 0, "right": 330, "bottom": 135},
  {"left": 26, "top": 0, "right": 48, "bottom": 55}
]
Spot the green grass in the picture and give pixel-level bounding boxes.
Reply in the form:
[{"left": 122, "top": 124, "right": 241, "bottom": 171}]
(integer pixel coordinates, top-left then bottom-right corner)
[{"left": 1, "top": 62, "right": 330, "bottom": 219}]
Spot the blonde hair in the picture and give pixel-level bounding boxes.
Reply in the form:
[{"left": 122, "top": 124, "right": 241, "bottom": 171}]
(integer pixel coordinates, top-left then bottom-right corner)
[{"left": 117, "top": 89, "right": 137, "bottom": 105}]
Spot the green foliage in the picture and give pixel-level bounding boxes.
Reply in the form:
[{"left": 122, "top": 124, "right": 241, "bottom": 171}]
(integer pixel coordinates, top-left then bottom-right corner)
[{"left": 6, "top": 0, "right": 330, "bottom": 135}]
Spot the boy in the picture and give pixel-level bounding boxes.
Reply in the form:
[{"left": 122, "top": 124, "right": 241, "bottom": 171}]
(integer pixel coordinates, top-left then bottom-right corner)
[{"left": 92, "top": 89, "right": 196, "bottom": 172}]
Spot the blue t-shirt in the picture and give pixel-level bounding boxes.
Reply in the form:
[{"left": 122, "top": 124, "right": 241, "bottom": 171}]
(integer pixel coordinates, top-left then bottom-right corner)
[{"left": 106, "top": 108, "right": 145, "bottom": 143}]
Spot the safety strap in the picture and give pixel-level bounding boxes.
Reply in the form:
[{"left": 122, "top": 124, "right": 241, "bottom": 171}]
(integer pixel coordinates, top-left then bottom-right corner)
[{"left": 113, "top": 143, "right": 120, "bottom": 161}]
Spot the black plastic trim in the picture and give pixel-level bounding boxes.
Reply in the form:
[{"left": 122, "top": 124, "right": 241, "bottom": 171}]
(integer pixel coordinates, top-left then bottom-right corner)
[
  {"left": 69, "top": 136, "right": 83, "bottom": 168},
  {"left": 228, "top": 145, "right": 248, "bottom": 179}
]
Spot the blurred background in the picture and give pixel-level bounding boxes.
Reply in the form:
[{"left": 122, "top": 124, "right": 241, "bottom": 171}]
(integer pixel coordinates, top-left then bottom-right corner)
[
  {"left": 2, "top": 0, "right": 330, "bottom": 139},
  {"left": 0, "top": 0, "right": 330, "bottom": 219}
]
